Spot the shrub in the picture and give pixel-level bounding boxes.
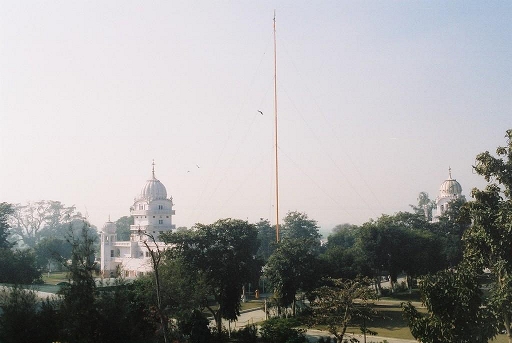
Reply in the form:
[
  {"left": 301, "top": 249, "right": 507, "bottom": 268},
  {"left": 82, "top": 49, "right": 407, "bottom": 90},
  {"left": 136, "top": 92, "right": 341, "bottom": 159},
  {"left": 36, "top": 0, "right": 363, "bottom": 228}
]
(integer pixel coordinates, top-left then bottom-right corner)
[
  {"left": 230, "top": 324, "right": 258, "bottom": 343},
  {"left": 259, "top": 318, "right": 308, "bottom": 343}
]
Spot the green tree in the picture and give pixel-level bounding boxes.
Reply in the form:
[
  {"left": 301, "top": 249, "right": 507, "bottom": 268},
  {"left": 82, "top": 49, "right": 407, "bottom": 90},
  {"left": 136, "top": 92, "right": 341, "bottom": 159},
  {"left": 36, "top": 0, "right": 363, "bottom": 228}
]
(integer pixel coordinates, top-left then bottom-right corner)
[
  {"left": 58, "top": 221, "right": 99, "bottom": 342},
  {"left": 139, "top": 231, "right": 171, "bottom": 343},
  {"left": 402, "top": 264, "right": 497, "bottom": 343},
  {"left": 255, "top": 218, "right": 276, "bottom": 262},
  {"left": 410, "top": 191, "right": 435, "bottom": 221},
  {"left": 115, "top": 215, "right": 133, "bottom": 241},
  {"left": 0, "top": 202, "right": 14, "bottom": 248},
  {"left": 0, "top": 203, "right": 40, "bottom": 284},
  {"left": 281, "top": 211, "right": 321, "bottom": 241},
  {"left": 159, "top": 255, "right": 208, "bottom": 315},
  {"left": 331, "top": 223, "right": 358, "bottom": 236},
  {"left": 264, "top": 237, "right": 321, "bottom": 316},
  {"left": 0, "top": 286, "right": 57, "bottom": 343},
  {"left": 0, "top": 248, "right": 41, "bottom": 284},
  {"left": 321, "top": 224, "right": 359, "bottom": 279},
  {"left": 95, "top": 279, "right": 157, "bottom": 343},
  {"left": 355, "top": 214, "right": 445, "bottom": 293},
  {"left": 462, "top": 129, "right": 512, "bottom": 342},
  {"left": 431, "top": 197, "right": 470, "bottom": 267},
  {"left": 260, "top": 318, "right": 308, "bottom": 343},
  {"left": 163, "top": 218, "right": 261, "bottom": 336},
  {"left": 9, "top": 200, "right": 80, "bottom": 247},
  {"left": 405, "top": 229, "right": 445, "bottom": 287},
  {"left": 34, "top": 237, "right": 72, "bottom": 273},
  {"left": 355, "top": 216, "right": 405, "bottom": 293},
  {"left": 309, "top": 277, "right": 377, "bottom": 343},
  {"left": 178, "top": 309, "right": 211, "bottom": 343}
]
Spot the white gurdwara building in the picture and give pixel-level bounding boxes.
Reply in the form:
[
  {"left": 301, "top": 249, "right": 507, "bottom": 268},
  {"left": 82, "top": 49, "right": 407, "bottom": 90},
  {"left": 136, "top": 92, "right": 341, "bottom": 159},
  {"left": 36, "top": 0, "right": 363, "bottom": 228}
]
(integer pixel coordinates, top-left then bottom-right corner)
[
  {"left": 100, "top": 165, "right": 176, "bottom": 277},
  {"left": 433, "top": 168, "right": 463, "bottom": 222}
]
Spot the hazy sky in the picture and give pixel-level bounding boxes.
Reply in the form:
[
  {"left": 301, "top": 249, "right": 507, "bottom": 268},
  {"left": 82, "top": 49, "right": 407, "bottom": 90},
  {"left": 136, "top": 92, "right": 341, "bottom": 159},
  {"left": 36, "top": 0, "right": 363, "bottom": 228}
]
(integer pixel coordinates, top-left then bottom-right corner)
[{"left": 1, "top": 1, "right": 511, "bottom": 234}]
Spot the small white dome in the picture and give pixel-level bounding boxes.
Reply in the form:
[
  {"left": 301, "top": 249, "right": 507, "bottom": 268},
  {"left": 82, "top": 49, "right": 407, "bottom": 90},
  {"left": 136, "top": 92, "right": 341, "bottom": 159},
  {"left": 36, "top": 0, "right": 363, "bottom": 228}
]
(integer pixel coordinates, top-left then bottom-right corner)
[{"left": 101, "top": 221, "right": 116, "bottom": 234}]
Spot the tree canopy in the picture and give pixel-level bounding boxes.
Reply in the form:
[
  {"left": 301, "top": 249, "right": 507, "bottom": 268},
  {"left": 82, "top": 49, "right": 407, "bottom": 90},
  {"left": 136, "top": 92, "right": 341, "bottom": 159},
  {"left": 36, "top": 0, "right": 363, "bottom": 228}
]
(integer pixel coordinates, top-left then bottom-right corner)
[
  {"left": 462, "top": 130, "right": 512, "bottom": 342},
  {"left": 280, "top": 211, "right": 321, "bottom": 242},
  {"left": 0, "top": 202, "right": 14, "bottom": 248},
  {"left": 309, "top": 277, "right": 377, "bottom": 342},
  {"left": 265, "top": 237, "right": 321, "bottom": 314},
  {"left": 402, "top": 264, "right": 497, "bottom": 343},
  {"left": 163, "top": 218, "right": 261, "bottom": 335},
  {"left": 9, "top": 200, "right": 82, "bottom": 247}
]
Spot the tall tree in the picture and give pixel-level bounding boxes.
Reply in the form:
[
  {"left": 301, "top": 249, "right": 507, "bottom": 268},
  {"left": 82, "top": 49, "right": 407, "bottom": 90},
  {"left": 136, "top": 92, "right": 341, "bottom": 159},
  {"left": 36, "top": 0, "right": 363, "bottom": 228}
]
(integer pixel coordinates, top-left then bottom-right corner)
[
  {"left": 264, "top": 237, "right": 321, "bottom": 316},
  {"left": 410, "top": 191, "right": 435, "bottom": 221},
  {"left": 402, "top": 264, "right": 497, "bottom": 343},
  {"left": 431, "top": 197, "right": 470, "bottom": 267},
  {"left": 309, "top": 277, "right": 377, "bottom": 343},
  {"left": 59, "top": 221, "right": 99, "bottom": 342},
  {"left": 139, "top": 231, "right": 170, "bottom": 343},
  {"left": 163, "top": 218, "right": 261, "bottom": 336},
  {"left": 281, "top": 211, "right": 321, "bottom": 241},
  {"left": 0, "top": 248, "right": 41, "bottom": 284},
  {"left": 355, "top": 214, "right": 444, "bottom": 294},
  {"left": 9, "top": 200, "right": 79, "bottom": 247},
  {"left": 321, "top": 224, "right": 359, "bottom": 279},
  {"left": 462, "top": 129, "right": 512, "bottom": 342},
  {"left": 0, "top": 287, "right": 46, "bottom": 343},
  {"left": 0, "top": 202, "right": 14, "bottom": 248},
  {"left": 255, "top": 218, "right": 276, "bottom": 262},
  {"left": 34, "top": 237, "right": 72, "bottom": 273},
  {"left": 115, "top": 215, "right": 133, "bottom": 241}
]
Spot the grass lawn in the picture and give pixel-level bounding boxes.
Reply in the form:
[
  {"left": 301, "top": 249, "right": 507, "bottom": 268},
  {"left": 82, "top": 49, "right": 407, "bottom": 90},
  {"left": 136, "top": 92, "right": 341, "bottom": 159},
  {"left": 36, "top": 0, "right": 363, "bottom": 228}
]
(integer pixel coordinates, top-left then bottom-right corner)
[
  {"left": 41, "top": 272, "right": 68, "bottom": 285},
  {"left": 311, "top": 301, "right": 418, "bottom": 341},
  {"left": 310, "top": 292, "right": 511, "bottom": 343},
  {"left": 362, "top": 303, "right": 417, "bottom": 340},
  {"left": 241, "top": 300, "right": 265, "bottom": 311}
]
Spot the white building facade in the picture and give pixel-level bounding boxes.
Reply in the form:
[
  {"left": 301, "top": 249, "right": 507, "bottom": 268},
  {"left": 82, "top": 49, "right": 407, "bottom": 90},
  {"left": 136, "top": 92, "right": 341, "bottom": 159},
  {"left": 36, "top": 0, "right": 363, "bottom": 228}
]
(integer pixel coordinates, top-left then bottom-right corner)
[{"left": 100, "top": 165, "right": 175, "bottom": 277}]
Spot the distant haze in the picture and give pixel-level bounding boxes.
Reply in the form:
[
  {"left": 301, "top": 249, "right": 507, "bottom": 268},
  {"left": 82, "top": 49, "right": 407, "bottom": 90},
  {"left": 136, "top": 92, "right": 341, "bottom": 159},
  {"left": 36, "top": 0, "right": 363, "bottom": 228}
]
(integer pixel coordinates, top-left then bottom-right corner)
[{"left": 1, "top": 2, "right": 510, "bottom": 232}]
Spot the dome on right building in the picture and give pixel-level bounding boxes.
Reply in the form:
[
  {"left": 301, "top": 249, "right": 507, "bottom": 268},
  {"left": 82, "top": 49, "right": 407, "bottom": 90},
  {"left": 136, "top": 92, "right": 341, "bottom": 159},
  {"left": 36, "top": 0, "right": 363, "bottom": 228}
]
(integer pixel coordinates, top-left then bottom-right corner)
[
  {"left": 433, "top": 167, "right": 464, "bottom": 222},
  {"left": 439, "top": 177, "right": 462, "bottom": 197}
]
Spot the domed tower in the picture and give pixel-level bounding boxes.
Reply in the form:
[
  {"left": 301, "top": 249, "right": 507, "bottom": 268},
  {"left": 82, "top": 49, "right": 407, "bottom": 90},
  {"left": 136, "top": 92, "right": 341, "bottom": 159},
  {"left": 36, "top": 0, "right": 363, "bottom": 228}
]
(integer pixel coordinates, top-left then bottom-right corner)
[
  {"left": 434, "top": 167, "right": 463, "bottom": 221},
  {"left": 129, "top": 162, "right": 175, "bottom": 241},
  {"left": 100, "top": 219, "right": 117, "bottom": 276}
]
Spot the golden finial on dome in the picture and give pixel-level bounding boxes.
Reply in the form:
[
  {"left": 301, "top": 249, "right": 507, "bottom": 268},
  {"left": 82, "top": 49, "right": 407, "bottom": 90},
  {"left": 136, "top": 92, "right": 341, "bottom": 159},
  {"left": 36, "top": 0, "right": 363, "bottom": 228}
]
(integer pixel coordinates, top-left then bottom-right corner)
[
  {"left": 449, "top": 166, "right": 452, "bottom": 179},
  {"left": 152, "top": 159, "right": 155, "bottom": 179}
]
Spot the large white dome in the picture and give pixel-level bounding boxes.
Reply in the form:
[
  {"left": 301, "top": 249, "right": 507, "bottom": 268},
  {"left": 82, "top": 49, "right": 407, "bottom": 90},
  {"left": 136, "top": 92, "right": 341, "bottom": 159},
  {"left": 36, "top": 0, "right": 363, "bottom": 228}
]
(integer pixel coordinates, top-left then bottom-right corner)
[
  {"left": 139, "top": 175, "right": 167, "bottom": 201},
  {"left": 137, "top": 163, "right": 168, "bottom": 201}
]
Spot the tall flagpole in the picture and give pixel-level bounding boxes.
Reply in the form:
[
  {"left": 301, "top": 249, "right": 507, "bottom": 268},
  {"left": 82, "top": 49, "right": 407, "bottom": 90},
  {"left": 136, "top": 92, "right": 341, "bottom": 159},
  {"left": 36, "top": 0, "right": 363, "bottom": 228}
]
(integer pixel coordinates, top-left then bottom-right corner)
[{"left": 273, "top": 10, "right": 280, "bottom": 243}]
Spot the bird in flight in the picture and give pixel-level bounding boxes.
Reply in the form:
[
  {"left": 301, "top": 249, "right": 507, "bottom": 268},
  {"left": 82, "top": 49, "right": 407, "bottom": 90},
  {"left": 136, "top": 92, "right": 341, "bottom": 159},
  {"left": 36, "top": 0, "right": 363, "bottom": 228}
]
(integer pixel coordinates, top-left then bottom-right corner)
[
  {"left": 196, "top": 164, "right": 200, "bottom": 168},
  {"left": 258, "top": 110, "right": 263, "bottom": 115}
]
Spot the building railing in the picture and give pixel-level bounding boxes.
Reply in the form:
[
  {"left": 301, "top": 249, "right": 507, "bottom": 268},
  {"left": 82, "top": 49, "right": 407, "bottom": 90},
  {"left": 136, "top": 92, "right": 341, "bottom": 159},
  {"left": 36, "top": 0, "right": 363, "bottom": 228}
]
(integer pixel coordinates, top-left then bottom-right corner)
[{"left": 130, "top": 209, "right": 175, "bottom": 216}]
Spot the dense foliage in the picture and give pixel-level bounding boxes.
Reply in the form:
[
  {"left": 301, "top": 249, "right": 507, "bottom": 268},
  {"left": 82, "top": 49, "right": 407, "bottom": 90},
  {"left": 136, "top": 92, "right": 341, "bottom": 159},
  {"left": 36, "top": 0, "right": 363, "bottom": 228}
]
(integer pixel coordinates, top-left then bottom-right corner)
[
  {"left": 402, "top": 265, "right": 497, "bottom": 343},
  {"left": 163, "top": 218, "right": 261, "bottom": 336},
  {"left": 309, "top": 277, "right": 377, "bottom": 342}
]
